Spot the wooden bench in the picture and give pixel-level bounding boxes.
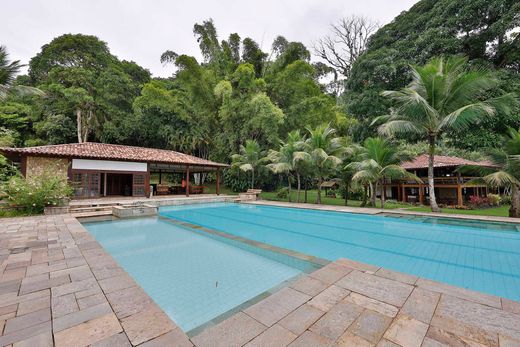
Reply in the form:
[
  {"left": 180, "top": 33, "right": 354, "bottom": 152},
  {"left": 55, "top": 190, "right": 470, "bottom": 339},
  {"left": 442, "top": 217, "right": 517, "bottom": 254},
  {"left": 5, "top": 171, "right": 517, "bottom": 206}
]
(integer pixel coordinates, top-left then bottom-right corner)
[{"left": 156, "top": 184, "right": 170, "bottom": 195}]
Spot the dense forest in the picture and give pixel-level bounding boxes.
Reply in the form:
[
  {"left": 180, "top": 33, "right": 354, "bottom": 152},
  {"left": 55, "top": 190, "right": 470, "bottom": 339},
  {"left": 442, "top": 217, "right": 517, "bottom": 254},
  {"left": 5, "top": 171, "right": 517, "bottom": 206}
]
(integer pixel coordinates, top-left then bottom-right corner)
[{"left": 1, "top": 0, "right": 519, "bottom": 183}]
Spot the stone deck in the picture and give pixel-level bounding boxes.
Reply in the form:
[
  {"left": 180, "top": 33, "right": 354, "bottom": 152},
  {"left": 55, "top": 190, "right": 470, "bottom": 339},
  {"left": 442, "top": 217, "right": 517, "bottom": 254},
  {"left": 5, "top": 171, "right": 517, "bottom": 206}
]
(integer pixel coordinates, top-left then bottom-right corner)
[{"left": 0, "top": 214, "right": 519, "bottom": 346}]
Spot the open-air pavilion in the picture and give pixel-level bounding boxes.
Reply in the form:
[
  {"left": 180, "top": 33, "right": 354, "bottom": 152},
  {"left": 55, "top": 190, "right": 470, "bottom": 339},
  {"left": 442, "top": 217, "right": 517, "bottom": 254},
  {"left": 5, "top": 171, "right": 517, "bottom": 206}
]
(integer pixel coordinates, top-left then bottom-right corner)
[{"left": 0, "top": 142, "right": 229, "bottom": 199}]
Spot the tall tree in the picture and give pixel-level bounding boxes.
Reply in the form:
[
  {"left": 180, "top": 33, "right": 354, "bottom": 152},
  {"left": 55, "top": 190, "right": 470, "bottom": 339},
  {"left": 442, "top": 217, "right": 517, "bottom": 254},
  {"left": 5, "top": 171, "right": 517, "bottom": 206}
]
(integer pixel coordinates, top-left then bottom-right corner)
[
  {"left": 299, "top": 124, "right": 345, "bottom": 204},
  {"left": 231, "top": 139, "right": 268, "bottom": 189},
  {"left": 347, "top": 137, "right": 418, "bottom": 208},
  {"left": 374, "top": 56, "right": 514, "bottom": 212},
  {"left": 0, "top": 46, "right": 43, "bottom": 101}
]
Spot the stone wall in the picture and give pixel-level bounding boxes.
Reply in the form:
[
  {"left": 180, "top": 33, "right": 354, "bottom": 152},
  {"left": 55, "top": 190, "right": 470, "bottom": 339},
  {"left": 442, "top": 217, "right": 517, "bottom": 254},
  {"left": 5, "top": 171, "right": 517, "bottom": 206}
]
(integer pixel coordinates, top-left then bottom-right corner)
[{"left": 25, "top": 156, "right": 70, "bottom": 180}]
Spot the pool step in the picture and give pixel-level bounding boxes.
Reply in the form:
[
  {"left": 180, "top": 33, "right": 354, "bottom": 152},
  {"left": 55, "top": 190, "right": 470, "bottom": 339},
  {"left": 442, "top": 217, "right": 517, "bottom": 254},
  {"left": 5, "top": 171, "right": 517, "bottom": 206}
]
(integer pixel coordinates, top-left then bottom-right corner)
[
  {"left": 69, "top": 206, "right": 113, "bottom": 213},
  {"left": 71, "top": 210, "right": 114, "bottom": 218}
]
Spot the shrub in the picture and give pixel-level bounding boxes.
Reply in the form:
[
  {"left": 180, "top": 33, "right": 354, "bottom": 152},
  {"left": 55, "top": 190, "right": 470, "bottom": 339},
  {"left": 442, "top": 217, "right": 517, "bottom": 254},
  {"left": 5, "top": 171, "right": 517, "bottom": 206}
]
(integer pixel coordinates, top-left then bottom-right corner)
[
  {"left": 276, "top": 187, "right": 289, "bottom": 199},
  {"left": 487, "top": 193, "right": 501, "bottom": 206},
  {"left": 501, "top": 194, "right": 512, "bottom": 205},
  {"left": 2, "top": 171, "right": 72, "bottom": 214}
]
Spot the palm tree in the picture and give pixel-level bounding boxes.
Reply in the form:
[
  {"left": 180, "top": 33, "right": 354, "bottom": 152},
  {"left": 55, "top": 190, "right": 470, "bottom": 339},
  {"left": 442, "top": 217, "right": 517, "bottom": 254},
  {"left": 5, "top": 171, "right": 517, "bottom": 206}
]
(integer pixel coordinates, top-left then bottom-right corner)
[
  {"left": 347, "top": 138, "right": 420, "bottom": 208},
  {"left": 267, "top": 130, "right": 307, "bottom": 202},
  {"left": 231, "top": 140, "right": 268, "bottom": 189},
  {"left": 0, "top": 46, "right": 43, "bottom": 101},
  {"left": 460, "top": 128, "right": 520, "bottom": 217},
  {"left": 374, "top": 55, "right": 514, "bottom": 212},
  {"left": 299, "top": 124, "right": 345, "bottom": 204},
  {"left": 338, "top": 143, "right": 365, "bottom": 206}
]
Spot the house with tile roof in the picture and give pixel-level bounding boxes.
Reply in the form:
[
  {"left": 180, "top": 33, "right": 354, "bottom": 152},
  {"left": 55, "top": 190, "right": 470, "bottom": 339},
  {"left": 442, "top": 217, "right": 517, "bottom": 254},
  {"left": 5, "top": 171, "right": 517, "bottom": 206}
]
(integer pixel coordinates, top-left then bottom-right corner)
[
  {"left": 0, "top": 142, "right": 228, "bottom": 199},
  {"left": 384, "top": 154, "right": 496, "bottom": 206}
]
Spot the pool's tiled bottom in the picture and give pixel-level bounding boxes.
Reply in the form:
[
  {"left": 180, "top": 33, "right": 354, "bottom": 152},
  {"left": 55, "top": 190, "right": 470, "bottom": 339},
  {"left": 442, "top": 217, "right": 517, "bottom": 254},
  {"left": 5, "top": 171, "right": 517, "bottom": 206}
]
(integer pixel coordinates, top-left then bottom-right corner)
[{"left": 84, "top": 217, "right": 309, "bottom": 332}]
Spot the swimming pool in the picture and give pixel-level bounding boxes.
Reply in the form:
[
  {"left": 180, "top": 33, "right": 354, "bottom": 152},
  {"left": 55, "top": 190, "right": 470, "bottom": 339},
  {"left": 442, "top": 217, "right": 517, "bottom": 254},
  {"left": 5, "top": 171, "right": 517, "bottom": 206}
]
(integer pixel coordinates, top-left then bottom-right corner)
[
  {"left": 84, "top": 217, "right": 314, "bottom": 332},
  {"left": 160, "top": 202, "right": 520, "bottom": 301}
]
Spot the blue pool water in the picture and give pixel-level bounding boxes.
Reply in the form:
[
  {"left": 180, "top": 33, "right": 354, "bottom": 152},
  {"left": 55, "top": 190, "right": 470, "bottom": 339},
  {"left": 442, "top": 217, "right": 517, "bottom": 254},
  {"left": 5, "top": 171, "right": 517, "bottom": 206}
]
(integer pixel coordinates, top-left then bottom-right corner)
[
  {"left": 160, "top": 203, "right": 520, "bottom": 301},
  {"left": 84, "top": 217, "right": 309, "bottom": 332}
]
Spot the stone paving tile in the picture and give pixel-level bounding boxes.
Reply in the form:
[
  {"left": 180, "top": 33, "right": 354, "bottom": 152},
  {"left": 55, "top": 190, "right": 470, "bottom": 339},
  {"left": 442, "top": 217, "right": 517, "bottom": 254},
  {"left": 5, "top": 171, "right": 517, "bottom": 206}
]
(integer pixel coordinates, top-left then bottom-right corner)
[
  {"left": 501, "top": 298, "right": 520, "bottom": 315},
  {"left": 12, "top": 331, "right": 53, "bottom": 347},
  {"left": 344, "top": 293, "right": 399, "bottom": 318},
  {"left": 400, "top": 287, "right": 440, "bottom": 324},
  {"left": 279, "top": 303, "right": 325, "bottom": 335},
  {"left": 53, "top": 302, "right": 112, "bottom": 332},
  {"left": 499, "top": 335, "right": 520, "bottom": 347},
  {"left": 376, "top": 338, "right": 400, "bottom": 347},
  {"left": 51, "top": 277, "right": 100, "bottom": 297},
  {"left": 77, "top": 292, "right": 106, "bottom": 310},
  {"left": 337, "top": 270, "right": 413, "bottom": 307},
  {"left": 347, "top": 309, "right": 393, "bottom": 344},
  {"left": 383, "top": 314, "right": 429, "bottom": 347},
  {"left": 336, "top": 258, "right": 380, "bottom": 273},
  {"left": 288, "top": 330, "right": 333, "bottom": 347},
  {"left": 0, "top": 321, "right": 51, "bottom": 346},
  {"left": 98, "top": 274, "right": 137, "bottom": 294},
  {"left": 375, "top": 268, "right": 418, "bottom": 285},
  {"left": 90, "top": 332, "right": 132, "bottom": 347},
  {"left": 309, "top": 262, "right": 353, "bottom": 285},
  {"left": 4, "top": 308, "right": 51, "bottom": 334},
  {"left": 290, "top": 275, "right": 328, "bottom": 296},
  {"left": 243, "top": 287, "right": 311, "bottom": 327},
  {"left": 18, "top": 274, "right": 70, "bottom": 295},
  {"left": 16, "top": 295, "right": 50, "bottom": 316},
  {"left": 191, "top": 312, "right": 266, "bottom": 347},
  {"left": 139, "top": 329, "right": 193, "bottom": 347},
  {"left": 244, "top": 323, "right": 297, "bottom": 347},
  {"left": 0, "top": 303, "right": 18, "bottom": 317},
  {"left": 432, "top": 294, "right": 520, "bottom": 341},
  {"left": 308, "top": 285, "right": 350, "bottom": 312},
  {"left": 416, "top": 278, "right": 502, "bottom": 309},
  {"left": 54, "top": 313, "right": 122, "bottom": 347},
  {"left": 336, "top": 331, "right": 375, "bottom": 347},
  {"left": 0, "top": 279, "right": 21, "bottom": 295},
  {"left": 425, "top": 325, "right": 489, "bottom": 347},
  {"left": 51, "top": 293, "right": 79, "bottom": 318},
  {"left": 106, "top": 285, "right": 153, "bottom": 319},
  {"left": 310, "top": 302, "right": 364, "bottom": 340},
  {"left": 121, "top": 304, "right": 177, "bottom": 345}
]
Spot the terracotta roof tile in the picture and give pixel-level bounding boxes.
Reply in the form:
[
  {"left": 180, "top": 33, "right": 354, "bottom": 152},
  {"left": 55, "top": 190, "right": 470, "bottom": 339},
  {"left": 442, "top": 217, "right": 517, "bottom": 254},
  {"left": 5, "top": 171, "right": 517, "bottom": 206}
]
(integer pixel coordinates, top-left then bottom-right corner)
[
  {"left": 0, "top": 142, "right": 228, "bottom": 167},
  {"left": 400, "top": 154, "right": 494, "bottom": 170}
]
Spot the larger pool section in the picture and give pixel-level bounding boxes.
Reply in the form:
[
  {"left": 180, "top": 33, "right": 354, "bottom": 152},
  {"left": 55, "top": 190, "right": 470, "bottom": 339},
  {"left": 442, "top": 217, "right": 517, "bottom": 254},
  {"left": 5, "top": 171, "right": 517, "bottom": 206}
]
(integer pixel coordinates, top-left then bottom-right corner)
[
  {"left": 160, "top": 203, "right": 520, "bottom": 301},
  {"left": 84, "top": 217, "right": 314, "bottom": 332}
]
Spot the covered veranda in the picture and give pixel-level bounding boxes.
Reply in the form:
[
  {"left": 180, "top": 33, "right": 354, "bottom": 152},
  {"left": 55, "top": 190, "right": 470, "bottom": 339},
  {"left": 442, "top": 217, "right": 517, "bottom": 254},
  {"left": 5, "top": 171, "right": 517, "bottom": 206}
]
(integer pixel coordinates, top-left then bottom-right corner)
[{"left": 149, "top": 163, "right": 223, "bottom": 197}]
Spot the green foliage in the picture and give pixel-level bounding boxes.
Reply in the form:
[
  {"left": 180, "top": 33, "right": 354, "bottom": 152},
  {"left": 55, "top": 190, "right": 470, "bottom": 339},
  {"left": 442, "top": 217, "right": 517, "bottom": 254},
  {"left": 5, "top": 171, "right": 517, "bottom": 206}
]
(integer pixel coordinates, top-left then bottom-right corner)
[
  {"left": 487, "top": 193, "right": 501, "bottom": 206},
  {"left": 276, "top": 187, "right": 289, "bottom": 199},
  {"left": 345, "top": 0, "right": 520, "bottom": 146},
  {"left": 2, "top": 171, "right": 72, "bottom": 214}
]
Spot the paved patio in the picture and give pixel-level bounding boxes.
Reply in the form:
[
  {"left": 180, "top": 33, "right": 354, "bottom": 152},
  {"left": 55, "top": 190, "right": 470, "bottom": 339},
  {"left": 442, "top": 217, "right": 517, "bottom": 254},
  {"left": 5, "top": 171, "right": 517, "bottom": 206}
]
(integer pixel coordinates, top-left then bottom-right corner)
[{"left": 0, "top": 214, "right": 519, "bottom": 346}]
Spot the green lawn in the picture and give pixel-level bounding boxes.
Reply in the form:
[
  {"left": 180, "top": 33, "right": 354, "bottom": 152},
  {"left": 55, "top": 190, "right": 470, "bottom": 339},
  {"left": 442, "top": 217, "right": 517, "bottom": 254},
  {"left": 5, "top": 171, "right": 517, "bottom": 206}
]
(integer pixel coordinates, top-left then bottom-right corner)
[
  {"left": 404, "top": 205, "right": 510, "bottom": 217},
  {"left": 204, "top": 183, "right": 238, "bottom": 195},
  {"left": 259, "top": 190, "right": 410, "bottom": 209}
]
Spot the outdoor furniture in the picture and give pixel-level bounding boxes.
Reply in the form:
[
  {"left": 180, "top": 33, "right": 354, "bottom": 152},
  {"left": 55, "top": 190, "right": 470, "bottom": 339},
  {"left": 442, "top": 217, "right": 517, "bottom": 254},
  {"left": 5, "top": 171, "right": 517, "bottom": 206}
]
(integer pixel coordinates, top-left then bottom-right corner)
[
  {"left": 156, "top": 184, "right": 170, "bottom": 195},
  {"left": 190, "top": 185, "right": 205, "bottom": 194}
]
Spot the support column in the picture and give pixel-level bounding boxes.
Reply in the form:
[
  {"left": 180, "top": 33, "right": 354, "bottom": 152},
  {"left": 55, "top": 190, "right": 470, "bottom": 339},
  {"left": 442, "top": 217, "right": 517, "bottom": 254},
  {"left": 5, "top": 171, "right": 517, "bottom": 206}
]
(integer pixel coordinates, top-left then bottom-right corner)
[
  {"left": 457, "top": 184, "right": 463, "bottom": 206},
  {"left": 159, "top": 170, "right": 162, "bottom": 184},
  {"left": 185, "top": 165, "right": 190, "bottom": 197},
  {"left": 402, "top": 186, "right": 407, "bottom": 203},
  {"left": 419, "top": 185, "right": 424, "bottom": 205},
  {"left": 216, "top": 168, "right": 220, "bottom": 196},
  {"left": 103, "top": 173, "right": 107, "bottom": 197}
]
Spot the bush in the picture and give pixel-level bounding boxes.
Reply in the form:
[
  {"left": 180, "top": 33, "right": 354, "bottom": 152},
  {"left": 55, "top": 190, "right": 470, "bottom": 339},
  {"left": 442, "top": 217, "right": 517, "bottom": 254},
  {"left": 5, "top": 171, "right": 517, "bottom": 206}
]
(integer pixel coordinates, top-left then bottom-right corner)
[
  {"left": 276, "top": 187, "right": 289, "bottom": 199},
  {"left": 3, "top": 171, "right": 72, "bottom": 214},
  {"left": 468, "top": 195, "right": 490, "bottom": 208},
  {"left": 501, "top": 194, "right": 511, "bottom": 205},
  {"left": 487, "top": 193, "right": 501, "bottom": 206}
]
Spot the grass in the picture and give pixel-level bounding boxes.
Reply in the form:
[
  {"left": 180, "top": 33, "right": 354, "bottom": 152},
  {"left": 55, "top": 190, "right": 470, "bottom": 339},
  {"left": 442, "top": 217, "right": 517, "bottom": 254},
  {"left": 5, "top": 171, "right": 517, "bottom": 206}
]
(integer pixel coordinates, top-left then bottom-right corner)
[
  {"left": 204, "top": 183, "right": 238, "bottom": 195},
  {"left": 259, "top": 190, "right": 410, "bottom": 209},
  {"left": 404, "top": 205, "right": 510, "bottom": 217}
]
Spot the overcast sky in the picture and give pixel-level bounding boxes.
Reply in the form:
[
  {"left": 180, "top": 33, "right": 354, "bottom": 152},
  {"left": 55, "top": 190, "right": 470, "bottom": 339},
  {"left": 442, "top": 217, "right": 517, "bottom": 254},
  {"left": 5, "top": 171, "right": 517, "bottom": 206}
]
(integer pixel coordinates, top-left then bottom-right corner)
[{"left": 2, "top": 0, "right": 418, "bottom": 77}]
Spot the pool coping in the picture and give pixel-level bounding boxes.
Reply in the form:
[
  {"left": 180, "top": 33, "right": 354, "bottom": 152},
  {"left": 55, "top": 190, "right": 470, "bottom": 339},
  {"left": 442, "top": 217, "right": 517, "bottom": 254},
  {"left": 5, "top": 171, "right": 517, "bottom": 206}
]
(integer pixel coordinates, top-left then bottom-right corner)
[
  {"left": 0, "top": 211, "right": 519, "bottom": 346},
  {"left": 243, "top": 199, "right": 520, "bottom": 225}
]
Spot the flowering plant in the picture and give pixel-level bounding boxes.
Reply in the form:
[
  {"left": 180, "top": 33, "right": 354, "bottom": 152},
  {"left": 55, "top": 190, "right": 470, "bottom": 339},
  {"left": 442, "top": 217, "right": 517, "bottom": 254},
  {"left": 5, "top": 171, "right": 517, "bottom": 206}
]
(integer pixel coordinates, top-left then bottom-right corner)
[{"left": 2, "top": 170, "right": 72, "bottom": 214}]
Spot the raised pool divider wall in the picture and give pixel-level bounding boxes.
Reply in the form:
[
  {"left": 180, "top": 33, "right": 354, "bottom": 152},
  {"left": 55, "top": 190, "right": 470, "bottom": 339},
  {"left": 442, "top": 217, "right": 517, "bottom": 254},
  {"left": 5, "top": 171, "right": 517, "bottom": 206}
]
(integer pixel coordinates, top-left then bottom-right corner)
[{"left": 112, "top": 204, "right": 158, "bottom": 218}]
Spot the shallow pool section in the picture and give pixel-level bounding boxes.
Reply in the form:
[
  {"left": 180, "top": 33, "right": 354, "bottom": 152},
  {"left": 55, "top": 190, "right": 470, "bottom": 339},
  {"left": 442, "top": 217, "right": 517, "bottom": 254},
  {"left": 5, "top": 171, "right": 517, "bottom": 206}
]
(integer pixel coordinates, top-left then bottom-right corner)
[
  {"left": 84, "top": 217, "right": 306, "bottom": 332},
  {"left": 160, "top": 203, "right": 520, "bottom": 301}
]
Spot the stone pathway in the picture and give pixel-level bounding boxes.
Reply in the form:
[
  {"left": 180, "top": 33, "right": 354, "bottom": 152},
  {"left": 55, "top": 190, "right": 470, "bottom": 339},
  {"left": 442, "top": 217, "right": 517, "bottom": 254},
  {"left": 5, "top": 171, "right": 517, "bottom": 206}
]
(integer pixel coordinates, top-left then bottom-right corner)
[{"left": 0, "top": 214, "right": 519, "bottom": 346}]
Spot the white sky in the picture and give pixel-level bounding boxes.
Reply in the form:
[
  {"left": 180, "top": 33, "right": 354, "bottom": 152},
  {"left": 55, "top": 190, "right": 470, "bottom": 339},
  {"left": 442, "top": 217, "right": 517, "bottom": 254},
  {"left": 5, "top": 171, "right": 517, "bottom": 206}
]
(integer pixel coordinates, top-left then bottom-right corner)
[{"left": 1, "top": 0, "right": 418, "bottom": 77}]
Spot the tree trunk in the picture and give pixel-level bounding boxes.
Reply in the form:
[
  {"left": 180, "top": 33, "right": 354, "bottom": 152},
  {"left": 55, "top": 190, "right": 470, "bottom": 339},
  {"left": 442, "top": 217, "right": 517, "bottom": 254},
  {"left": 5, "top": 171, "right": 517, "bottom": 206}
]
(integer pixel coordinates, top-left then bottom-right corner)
[
  {"left": 510, "top": 184, "right": 520, "bottom": 218},
  {"left": 304, "top": 180, "right": 308, "bottom": 203},
  {"left": 344, "top": 181, "right": 349, "bottom": 206},
  {"left": 361, "top": 184, "right": 368, "bottom": 207},
  {"left": 380, "top": 180, "right": 385, "bottom": 209},
  {"left": 76, "top": 108, "right": 82, "bottom": 143},
  {"left": 317, "top": 178, "right": 322, "bottom": 204},
  {"left": 251, "top": 169, "right": 255, "bottom": 189},
  {"left": 296, "top": 173, "right": 301, "bottom": 203},
  {"left": 287, "top": 175, "right": 292, "bottom": 202},
  {"left": 428, "top": 135, "right": 440, "bottom": 212},
  {"left": 370, "top": 182, "right": 377, "bottom": 207}
]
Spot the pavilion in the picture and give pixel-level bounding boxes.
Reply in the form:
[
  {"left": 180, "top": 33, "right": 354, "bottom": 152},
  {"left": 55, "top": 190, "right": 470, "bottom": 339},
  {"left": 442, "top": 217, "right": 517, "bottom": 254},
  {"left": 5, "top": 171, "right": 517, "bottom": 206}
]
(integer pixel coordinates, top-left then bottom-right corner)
[{"left": 0, "top": 142, "right": 228, "bottom": 199}]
